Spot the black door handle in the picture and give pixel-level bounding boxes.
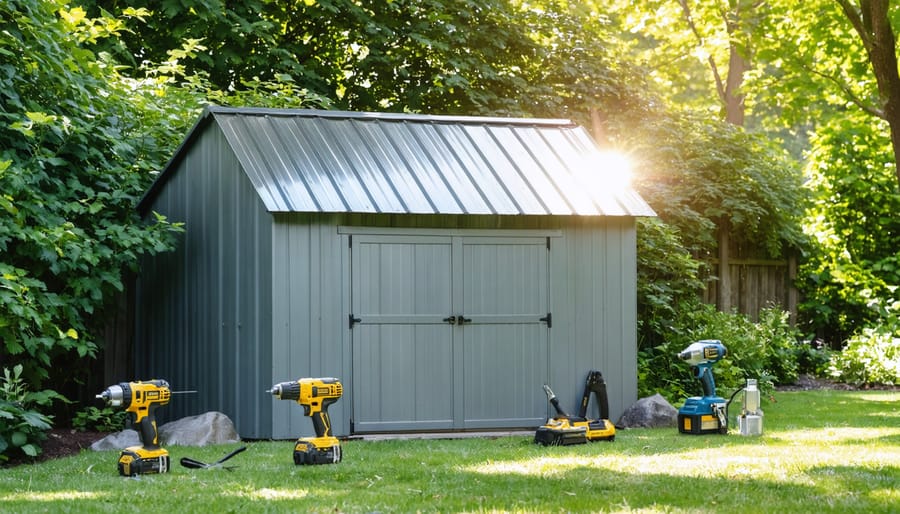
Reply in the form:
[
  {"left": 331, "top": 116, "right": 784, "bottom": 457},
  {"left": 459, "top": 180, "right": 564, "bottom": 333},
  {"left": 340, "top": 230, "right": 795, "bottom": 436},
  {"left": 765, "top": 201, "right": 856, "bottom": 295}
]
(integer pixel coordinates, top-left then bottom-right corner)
[
  {"left": 458, "top": 315, "right": 472, "bottom": 325},
  {"left": 443, "top": 316, "right": 457, "bottom": 325},
  {"left": 539, "top": 313, "right": 552, "bottom": 328}
]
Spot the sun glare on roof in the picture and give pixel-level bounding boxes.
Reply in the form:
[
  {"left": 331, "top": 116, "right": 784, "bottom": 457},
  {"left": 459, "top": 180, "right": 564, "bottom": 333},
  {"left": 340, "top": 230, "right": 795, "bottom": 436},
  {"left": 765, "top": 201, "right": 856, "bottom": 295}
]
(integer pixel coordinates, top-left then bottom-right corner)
[{"left": 576, "top": 149, "right": 633, "bottom": 194}]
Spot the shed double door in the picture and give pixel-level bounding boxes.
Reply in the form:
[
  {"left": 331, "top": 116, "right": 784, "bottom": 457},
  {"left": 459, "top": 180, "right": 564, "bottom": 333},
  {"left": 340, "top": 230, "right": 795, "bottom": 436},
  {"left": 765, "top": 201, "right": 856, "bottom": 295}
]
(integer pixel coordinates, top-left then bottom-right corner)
[{"left": 350, "top": 233, "right": 550, "bottom": 433}]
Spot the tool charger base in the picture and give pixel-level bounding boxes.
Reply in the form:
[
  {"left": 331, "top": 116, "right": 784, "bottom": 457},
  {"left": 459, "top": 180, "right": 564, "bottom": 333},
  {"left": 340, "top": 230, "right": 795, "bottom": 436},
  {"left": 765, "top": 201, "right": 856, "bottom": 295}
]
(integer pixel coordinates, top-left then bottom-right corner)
[
  {"left": 118, "top": 446, "right": 170, "bottom": 476},
  {"left": 294, "top": 437, "right": 342, "bottom": 465},
  {"left": 677, "top": 396, "right": 727, "bottom": 435}
]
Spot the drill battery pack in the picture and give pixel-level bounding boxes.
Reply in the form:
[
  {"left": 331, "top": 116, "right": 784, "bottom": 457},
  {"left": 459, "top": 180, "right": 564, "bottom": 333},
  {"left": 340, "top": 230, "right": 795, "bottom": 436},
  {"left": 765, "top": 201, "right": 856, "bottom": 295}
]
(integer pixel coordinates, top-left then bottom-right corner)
[
  {"left": 118, "top": 446, "right": 170, "bottom": 476},
  {"left": 294, "top": 436, "right": 342, "bottom": 465}
]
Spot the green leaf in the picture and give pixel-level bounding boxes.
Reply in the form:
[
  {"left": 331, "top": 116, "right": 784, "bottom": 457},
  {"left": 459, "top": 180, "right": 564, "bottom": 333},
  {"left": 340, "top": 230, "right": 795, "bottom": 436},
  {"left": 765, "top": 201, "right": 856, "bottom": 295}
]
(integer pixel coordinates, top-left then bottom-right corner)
[
  {"left": 20, "top": 411, "right": 51, "bottom": 430},
  {"left": 10, "top": 431, "right": 27, "bottom": 447},
  {"left": 25, "top": 111, "right": 56, "bottom": 124},
  {"left": 21, "top": 443, "right": 39, "bottom": 457}
]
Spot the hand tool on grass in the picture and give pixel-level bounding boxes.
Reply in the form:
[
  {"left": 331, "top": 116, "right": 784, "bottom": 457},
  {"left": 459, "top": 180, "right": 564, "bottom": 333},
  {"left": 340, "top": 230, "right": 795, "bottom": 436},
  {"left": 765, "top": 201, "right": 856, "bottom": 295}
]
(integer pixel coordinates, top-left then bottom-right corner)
[{"left": 180, "top": 446, "right": 247, "bottom": 471}]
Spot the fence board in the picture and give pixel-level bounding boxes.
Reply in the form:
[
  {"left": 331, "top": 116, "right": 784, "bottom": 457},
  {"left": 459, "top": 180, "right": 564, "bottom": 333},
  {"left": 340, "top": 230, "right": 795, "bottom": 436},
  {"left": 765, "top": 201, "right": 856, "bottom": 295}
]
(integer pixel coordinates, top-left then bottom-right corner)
[{"left": 703, "top": 256, "right": 797, "bottom": 323}]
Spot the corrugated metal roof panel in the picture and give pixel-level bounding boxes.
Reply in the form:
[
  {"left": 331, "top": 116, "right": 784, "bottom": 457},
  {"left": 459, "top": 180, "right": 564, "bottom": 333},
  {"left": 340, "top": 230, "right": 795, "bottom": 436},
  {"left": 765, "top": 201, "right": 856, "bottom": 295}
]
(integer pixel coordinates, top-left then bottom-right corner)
[{"left": 147, "top": 106, "right": 656, "bottom": 217}]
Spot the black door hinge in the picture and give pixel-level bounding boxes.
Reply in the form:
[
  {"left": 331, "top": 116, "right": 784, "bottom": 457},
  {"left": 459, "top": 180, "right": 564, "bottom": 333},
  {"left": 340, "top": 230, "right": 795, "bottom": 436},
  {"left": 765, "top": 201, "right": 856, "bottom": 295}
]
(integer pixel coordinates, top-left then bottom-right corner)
[{"left": 349, "top": 314, "right": 361, "bottom": 329}]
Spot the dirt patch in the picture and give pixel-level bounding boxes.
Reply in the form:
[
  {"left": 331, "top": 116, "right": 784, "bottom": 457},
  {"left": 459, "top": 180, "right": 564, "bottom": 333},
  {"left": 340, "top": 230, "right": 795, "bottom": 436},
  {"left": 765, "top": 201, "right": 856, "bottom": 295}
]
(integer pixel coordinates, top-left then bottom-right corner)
[{"left": 2, "top": 429, "right": 108, "bottom": 469}]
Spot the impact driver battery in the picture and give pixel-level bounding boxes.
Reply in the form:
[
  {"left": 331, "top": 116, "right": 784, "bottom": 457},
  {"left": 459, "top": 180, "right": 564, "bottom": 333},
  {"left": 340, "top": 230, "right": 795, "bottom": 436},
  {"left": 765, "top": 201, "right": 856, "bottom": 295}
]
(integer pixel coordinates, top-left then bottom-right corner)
[
  {"left": 677, "top": 397, "right": 727, "bottom": 435},
  {"left": 118, "top": 447, "right": 170, "bottom": 476}
]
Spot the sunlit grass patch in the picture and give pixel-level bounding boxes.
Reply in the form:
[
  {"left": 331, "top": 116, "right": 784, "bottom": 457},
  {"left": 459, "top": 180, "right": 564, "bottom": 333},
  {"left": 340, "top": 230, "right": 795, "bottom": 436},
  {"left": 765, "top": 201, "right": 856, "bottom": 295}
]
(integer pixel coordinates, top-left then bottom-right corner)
[
  {"left": 0, "top": 390, "right": 896, "bottom": 513},
  {"left": 2, "top": 490, "right": 108, "bottom": 502}
]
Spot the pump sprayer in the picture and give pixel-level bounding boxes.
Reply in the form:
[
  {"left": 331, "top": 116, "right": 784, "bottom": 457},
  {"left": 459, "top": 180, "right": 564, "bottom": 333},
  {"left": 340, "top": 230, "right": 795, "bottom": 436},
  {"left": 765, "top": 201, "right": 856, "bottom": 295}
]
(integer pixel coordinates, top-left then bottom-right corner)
[{"left": 737, "top": 379, "right": 763, "bottom": 436}]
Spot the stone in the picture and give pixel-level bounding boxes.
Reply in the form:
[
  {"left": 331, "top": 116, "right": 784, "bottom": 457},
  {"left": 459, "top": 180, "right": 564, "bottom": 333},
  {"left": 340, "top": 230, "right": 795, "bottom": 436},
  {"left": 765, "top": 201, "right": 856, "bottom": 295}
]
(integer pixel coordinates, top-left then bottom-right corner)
[
  {"left": 90, "top": 429, "right": 141, "bottom": 451},
  {"left": 90, "top": 411, "right": 240, "bottom": 451},
  {"left": 159, "top": 411, "right": 240, "bottom": 447},
  {"left": 616, "top": 393, "right": 678, "bottom": 428}
]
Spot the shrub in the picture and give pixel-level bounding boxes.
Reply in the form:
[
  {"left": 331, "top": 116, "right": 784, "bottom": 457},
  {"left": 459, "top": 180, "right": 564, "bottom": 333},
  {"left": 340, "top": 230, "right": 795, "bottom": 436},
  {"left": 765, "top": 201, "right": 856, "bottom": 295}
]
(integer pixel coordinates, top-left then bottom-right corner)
[
  {"left": 0, "top": 365, "right": 65, "bottom": 462},
  {"left": 72, "top": 406, "right": 126, "bottom": 433},
  {"left": 794, "top": 339, "right": 833, "bottom": 376},
  {"left": 638, "top": 304, "right": 804, "bottom": 404},
  {"left": 827, "top": 326, "right": 900, "bottom": 385},
  {"left": 637, "top": 340, "right": 696, "bottom": 402}
]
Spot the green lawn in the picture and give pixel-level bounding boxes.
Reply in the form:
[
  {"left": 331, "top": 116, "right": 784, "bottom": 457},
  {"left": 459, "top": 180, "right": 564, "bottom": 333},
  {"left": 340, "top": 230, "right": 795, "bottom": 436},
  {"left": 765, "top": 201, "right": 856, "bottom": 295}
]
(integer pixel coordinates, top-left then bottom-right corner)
[{"left": 1, "top": 390, "right": 897, "bottom": 513}]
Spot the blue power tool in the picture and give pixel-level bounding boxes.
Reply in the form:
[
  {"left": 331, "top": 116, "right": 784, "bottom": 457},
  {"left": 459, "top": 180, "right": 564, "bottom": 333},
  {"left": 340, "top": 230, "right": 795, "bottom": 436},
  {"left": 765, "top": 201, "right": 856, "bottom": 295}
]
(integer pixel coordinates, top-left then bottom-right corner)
[{"left": 676, "top": 340, "right": 728, "bottom": 435}]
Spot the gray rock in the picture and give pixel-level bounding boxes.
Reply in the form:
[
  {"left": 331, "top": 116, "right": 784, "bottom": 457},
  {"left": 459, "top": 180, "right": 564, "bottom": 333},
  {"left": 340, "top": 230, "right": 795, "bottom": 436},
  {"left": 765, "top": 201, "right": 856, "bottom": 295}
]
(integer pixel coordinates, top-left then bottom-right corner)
[
  {"left": 159, "top": 411, "right": 240, "bottom": 447},
  {"left": 90, "top": 429, "right": 141, "bottom": 451},
  {"left": 90, "top": 411, "right": 240, "bottom": 451},
  {"left": 616, "top": 393, "right": 678, "bottom": 428}
]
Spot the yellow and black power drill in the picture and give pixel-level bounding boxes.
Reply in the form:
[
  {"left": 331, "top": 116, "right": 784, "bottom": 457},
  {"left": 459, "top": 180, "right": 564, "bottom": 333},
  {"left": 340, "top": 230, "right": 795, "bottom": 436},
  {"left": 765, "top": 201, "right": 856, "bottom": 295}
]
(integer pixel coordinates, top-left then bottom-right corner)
[
  {"left": 268, "top": 377, "right": 342, "bottom": 465},
  {"left": 96, "top": 379, "right": 172, "bottom": 476}
]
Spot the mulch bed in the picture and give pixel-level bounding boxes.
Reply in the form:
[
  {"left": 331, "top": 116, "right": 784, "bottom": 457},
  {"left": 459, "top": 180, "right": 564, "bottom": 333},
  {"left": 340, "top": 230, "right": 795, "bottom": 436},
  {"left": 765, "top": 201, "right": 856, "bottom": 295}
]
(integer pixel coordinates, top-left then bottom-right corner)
[{"left": 2, "top": 429, "right": 109, "bottom": 469}]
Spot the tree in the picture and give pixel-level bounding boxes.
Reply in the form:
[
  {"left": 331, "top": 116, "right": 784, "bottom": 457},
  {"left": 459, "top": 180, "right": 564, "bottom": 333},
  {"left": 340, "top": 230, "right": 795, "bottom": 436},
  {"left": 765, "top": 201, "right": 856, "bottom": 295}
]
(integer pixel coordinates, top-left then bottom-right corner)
[
  {"left": 799, "top": 112, "right": 900, "bottom": 343},
  {"left": 609, "top": 1, "right": 806, "bottom": 315},
  {"left": 749, "top": 2, "right": 900, "bottom": 342},
  {"left": 0, "top": 0, "right": 182, "bottom": 388},
  {"left": 83, "top": 0, "right": 541, "bottom": 114},
  {"left": 835, "top": 0, "right": 900, "bottom": 186},
  {"left": 754, "top": 1, "right": 900, "bottom": 187}
]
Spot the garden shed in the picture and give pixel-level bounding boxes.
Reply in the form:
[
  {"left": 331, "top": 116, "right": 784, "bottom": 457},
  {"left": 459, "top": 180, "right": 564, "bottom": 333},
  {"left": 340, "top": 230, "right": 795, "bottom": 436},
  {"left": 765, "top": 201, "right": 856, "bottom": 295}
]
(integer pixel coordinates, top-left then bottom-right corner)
[{"left": 134, "top": 106, "right": 655, "bottom": 439}]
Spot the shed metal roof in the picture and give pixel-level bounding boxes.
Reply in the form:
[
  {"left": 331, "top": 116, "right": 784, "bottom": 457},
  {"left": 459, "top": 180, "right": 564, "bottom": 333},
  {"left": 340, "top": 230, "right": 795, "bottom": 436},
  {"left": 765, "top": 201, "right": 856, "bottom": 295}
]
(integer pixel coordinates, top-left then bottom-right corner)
[{"left": 141, "top": 106, "right": 655, "bottom": 217}]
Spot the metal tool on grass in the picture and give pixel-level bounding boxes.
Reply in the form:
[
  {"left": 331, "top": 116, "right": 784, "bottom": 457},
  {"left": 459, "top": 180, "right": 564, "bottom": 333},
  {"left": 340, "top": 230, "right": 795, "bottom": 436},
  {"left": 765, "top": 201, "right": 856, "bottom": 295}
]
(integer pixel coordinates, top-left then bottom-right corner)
[{"left": 180, "top": 446, "right": 247, "bottom": 471}]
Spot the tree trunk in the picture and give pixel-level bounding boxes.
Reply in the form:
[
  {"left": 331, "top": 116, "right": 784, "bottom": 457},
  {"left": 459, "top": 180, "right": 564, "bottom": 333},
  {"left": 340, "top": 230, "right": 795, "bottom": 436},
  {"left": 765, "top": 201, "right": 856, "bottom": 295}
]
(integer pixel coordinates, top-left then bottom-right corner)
[
  {"left": 837, "top": 0, "right": 900, "bottom": 185},
  {"left": 717, "top": 225, "right": 732, "bottom": 312},
  {"left": 724, "top": 45, "right": 750, "bottom": 126},
  {"left": 590, "top": 107, "right": 605, "bottom": 144}
]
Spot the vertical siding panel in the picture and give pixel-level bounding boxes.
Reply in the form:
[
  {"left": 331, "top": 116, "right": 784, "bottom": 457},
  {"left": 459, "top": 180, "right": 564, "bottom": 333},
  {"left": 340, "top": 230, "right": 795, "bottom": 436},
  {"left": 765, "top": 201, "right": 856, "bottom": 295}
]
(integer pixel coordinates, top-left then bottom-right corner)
[
  {"left": 270, "top": 214, "right": 348, "bottom": 439},
  {"left": 544, "top": 217, "right": 638, "bottom": 423},
  {"left": 135, "top": 126, "right": 273, "bottom": 438}
]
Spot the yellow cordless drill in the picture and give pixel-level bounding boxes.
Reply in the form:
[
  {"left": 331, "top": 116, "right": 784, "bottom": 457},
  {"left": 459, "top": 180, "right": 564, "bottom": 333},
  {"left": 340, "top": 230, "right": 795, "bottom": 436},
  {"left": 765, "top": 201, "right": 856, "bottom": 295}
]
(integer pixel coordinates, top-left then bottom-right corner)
[
  {"left": 268, "top": 377, "right": 342, "bottom": 465},
  {"left": 96, "top": 379, "right": 172, "bottom": 476}
]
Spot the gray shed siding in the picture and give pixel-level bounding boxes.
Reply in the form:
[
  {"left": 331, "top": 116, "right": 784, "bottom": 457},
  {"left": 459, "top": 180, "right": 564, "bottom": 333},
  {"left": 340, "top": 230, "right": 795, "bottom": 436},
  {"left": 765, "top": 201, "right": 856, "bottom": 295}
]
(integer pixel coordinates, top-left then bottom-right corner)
[
  {"left": 267, "top": 213, "right": 637, "bottom": 439},
  {"left": 135, "top": 127, "right": 275, "bottom": 438},
  {"left": 270, "top": 214, "right": 350, "bottom": 438}
]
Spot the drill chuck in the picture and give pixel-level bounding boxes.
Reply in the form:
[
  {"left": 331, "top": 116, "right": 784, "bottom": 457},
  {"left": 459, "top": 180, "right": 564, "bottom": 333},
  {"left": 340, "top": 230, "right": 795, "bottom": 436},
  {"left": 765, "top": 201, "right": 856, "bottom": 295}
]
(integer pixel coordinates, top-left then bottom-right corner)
[
  {"left": 269, "top": 381, "right": 301, "bottom": 401},
  {"left": 97, "top": 384, "right": 127, "bottom": 407}
]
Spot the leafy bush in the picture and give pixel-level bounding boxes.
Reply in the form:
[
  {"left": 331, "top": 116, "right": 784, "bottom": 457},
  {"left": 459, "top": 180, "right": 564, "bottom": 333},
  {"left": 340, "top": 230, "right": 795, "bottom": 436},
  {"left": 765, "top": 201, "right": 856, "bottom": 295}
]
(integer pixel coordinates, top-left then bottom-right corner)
[
  {"left": 72, "top": 406, "right": 126, "bottom": 433},
  {"left": 638, "top": 304, "right": 804, "bottom": 404},
  {"left": 636, "top": 218, "right": 706, "bottom": 350},
  {"left": 798, "top": 114, "right": 900, "bottom": 346},
  {"left": 828, "top": 326, "right": 900, "bottom": 385},
  {"left": 637, "top": 340, "right": 696, "bottom": 402},
  {"left": 0, "top": 365, "right": 65, "bottom": 462},
  {"left": 0, "top": 0, "right": 185, "bottom": 388},
  {"left": 794, "top": 339, "right": 833, "bottom": 376}
]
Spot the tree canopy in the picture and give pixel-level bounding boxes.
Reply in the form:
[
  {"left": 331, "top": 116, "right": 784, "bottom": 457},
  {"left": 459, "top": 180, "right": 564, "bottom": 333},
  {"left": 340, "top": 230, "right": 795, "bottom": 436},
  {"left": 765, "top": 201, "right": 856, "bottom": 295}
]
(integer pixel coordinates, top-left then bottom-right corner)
[{"left": 2, "top": 0, "right": 898, "bottom": 397}]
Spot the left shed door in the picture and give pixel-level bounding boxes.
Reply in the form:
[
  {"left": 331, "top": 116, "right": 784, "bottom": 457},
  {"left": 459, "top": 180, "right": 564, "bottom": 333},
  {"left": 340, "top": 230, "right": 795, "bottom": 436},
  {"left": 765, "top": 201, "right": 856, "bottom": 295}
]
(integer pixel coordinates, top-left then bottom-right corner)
[{"left": 350, "top": 235, "right": 455, "bottom": 432}]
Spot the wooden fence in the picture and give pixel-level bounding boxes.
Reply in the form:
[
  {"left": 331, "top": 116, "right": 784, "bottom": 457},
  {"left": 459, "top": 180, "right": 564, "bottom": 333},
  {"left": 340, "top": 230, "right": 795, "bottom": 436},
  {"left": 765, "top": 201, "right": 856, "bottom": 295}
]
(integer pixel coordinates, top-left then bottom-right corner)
[{"left": 703, "top": 256, "right": 799, "bottom": 323}]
